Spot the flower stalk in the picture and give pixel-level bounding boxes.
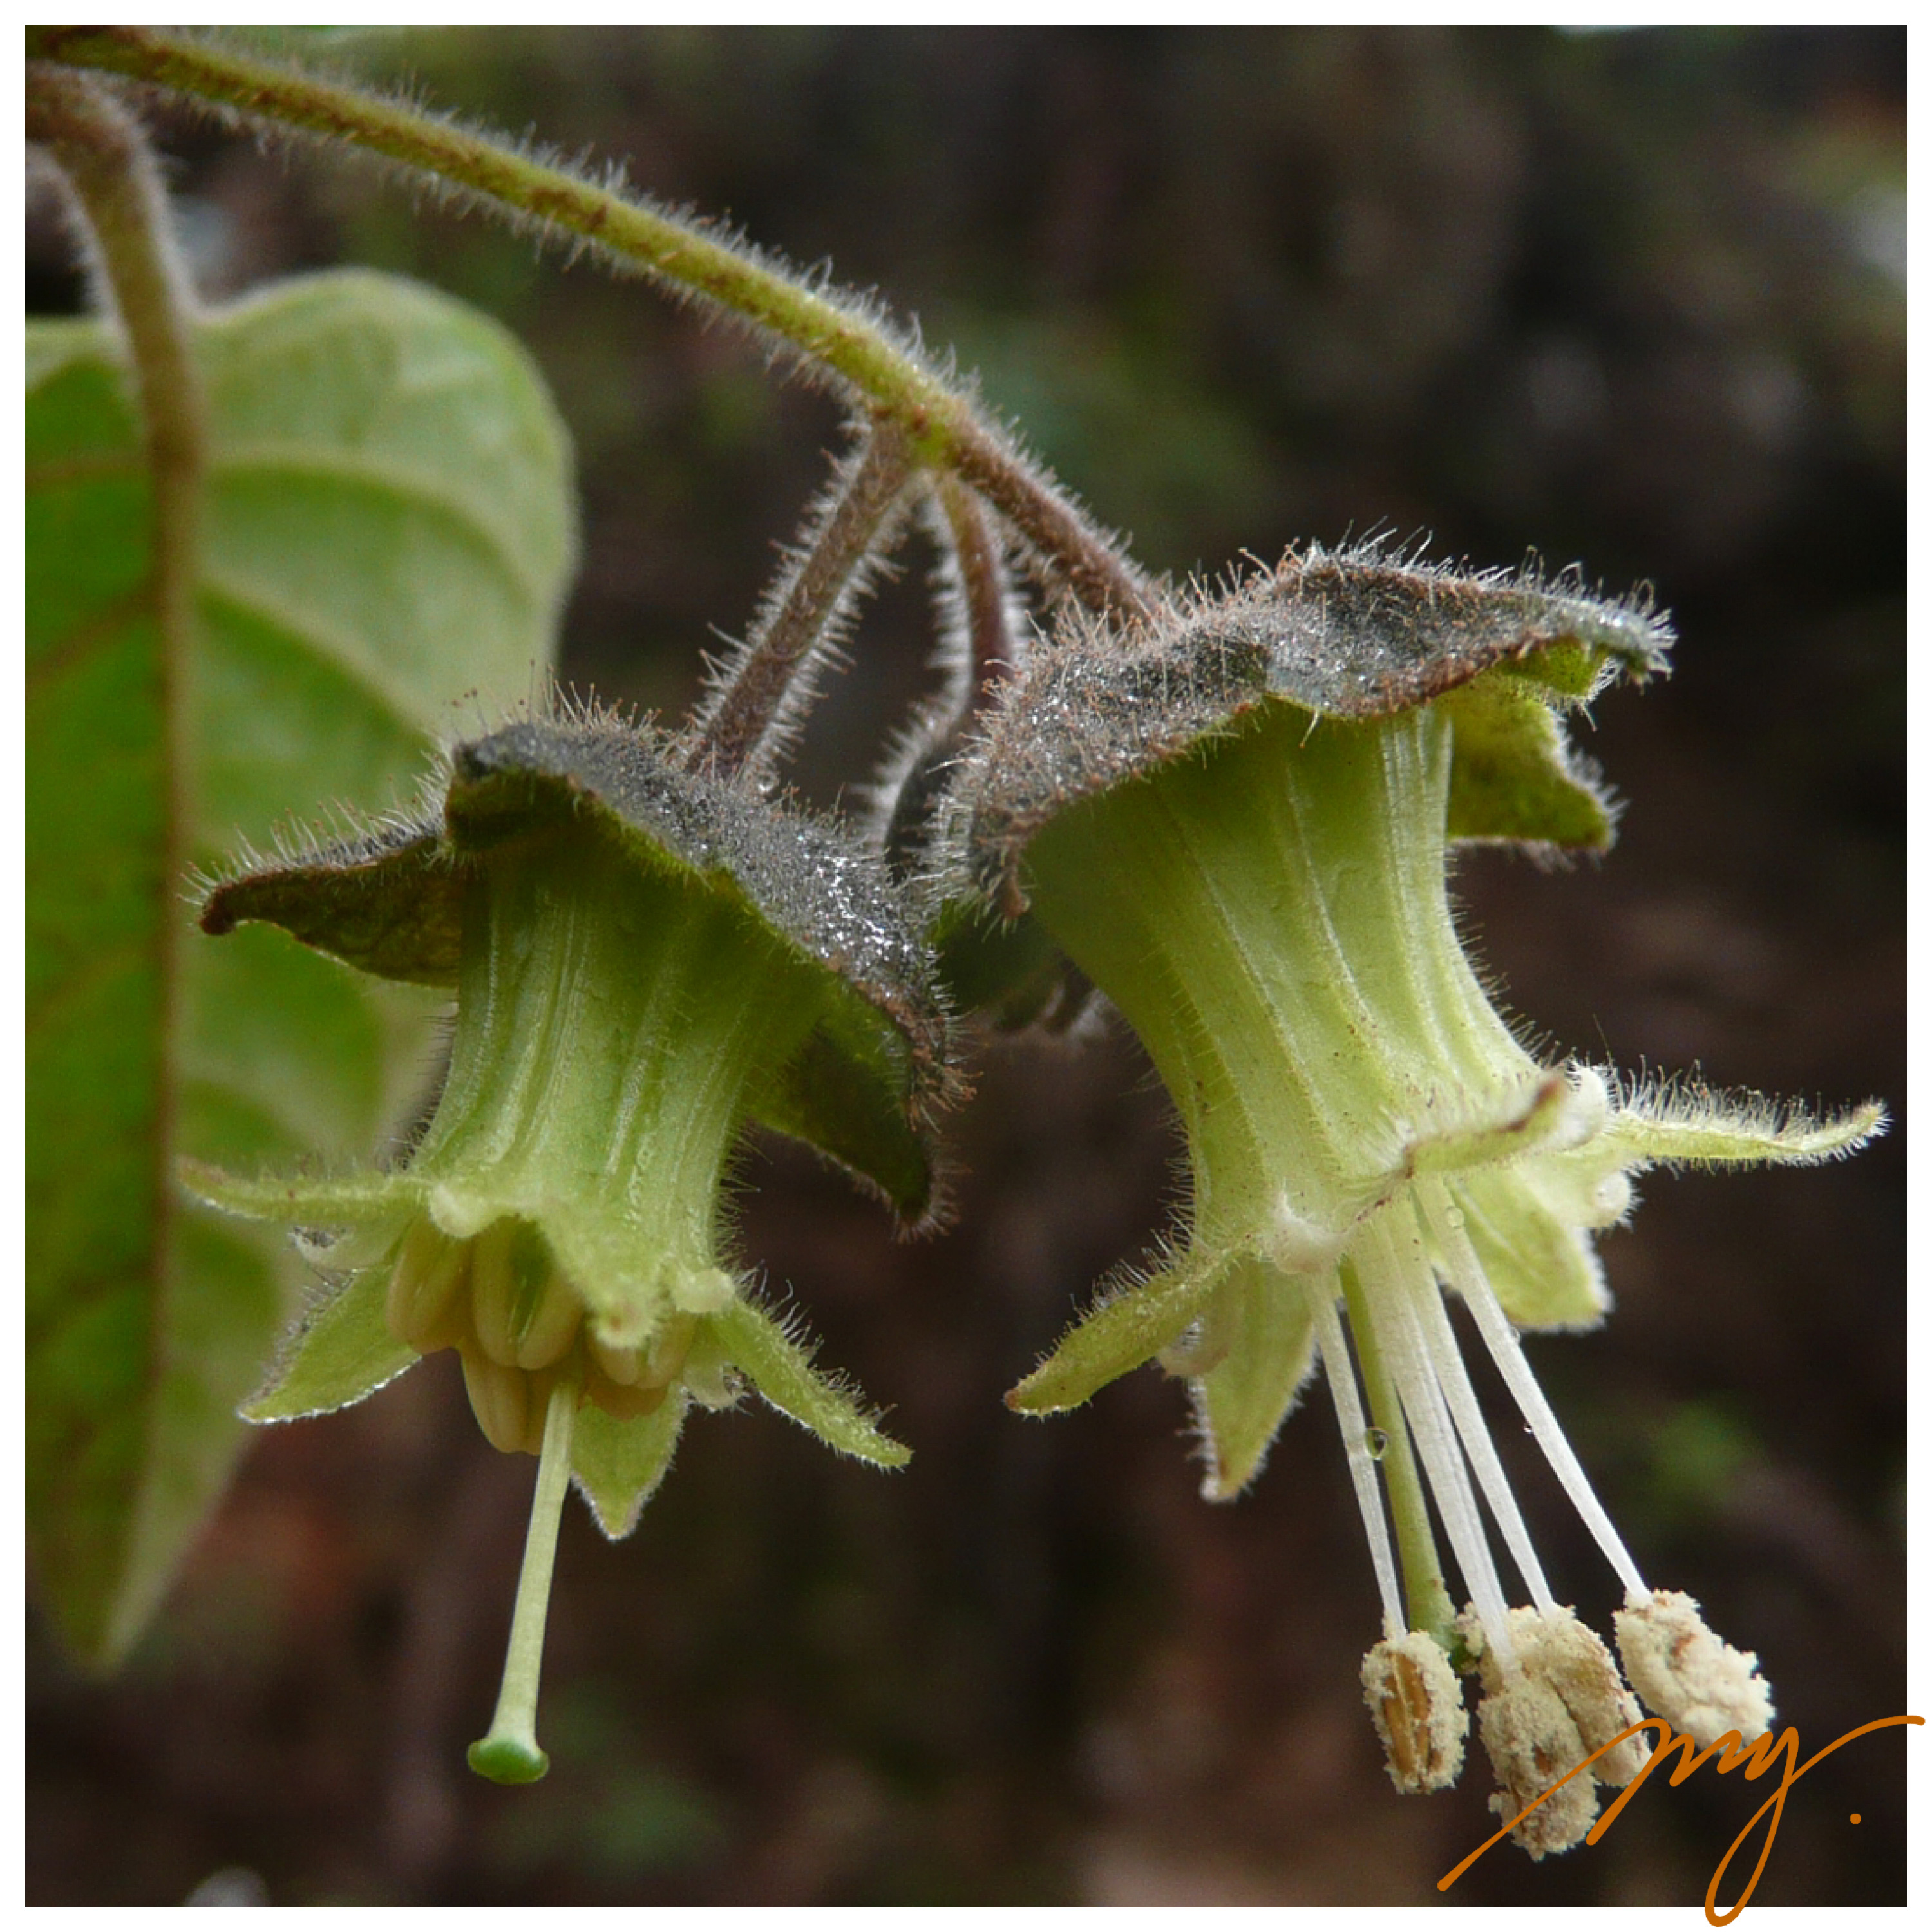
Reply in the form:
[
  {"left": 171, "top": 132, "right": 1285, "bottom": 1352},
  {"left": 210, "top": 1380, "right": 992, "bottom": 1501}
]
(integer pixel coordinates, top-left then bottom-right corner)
[{"left": 27, "top": 24, "right": 1153, "bottom": 620}]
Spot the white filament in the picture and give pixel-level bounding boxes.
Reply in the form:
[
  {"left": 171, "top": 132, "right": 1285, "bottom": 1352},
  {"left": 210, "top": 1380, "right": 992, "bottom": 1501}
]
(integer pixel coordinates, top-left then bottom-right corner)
[
  {"left": 1358, "top": 1219, "right": 1517, "bottom": 1669},
  {"left": 1311, "top": 1283, "right": 1403, "bottom": 1636},
  {"left": 1417, "top": 1175, "right": 1649, "bottom": 1603},
  {"left": 1396, "top": 1200, "right": 1557, "bottom": 1616}
]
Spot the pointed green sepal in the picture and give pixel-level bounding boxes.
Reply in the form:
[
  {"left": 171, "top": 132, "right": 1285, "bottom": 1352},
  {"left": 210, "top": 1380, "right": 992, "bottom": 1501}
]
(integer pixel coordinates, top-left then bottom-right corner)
[
  {"left": 1442, "top": 1168, "right": 1610, "bottom": 1331},
  {"left": 1439, "top": 672, "right": 1617, "bottom": 850},
  {"left": 1403, "top": 1072, "right": 1586, "bottom": 1182},
  {"left": 708, "top": 1299, "right": 910, "bottom": 1467},
  {"left": 180, "top": 1155, "right": 425, "bottom": 1229},
  {"left": 1604, "top": 1084, "right": 1886, "bottom": 1170},
  {"left": 242, "top": 1267, "right": 418, "bottom": 1422},
  {"left": 1007, "top": 1258, "right": 1222, "bottom": 1416},
  {"left": 571, "top": 1392, "right": 689, "bottom": 1539},
  {"left": 1186, "top": 1258, "right": 1320, "bottom": 1500}
]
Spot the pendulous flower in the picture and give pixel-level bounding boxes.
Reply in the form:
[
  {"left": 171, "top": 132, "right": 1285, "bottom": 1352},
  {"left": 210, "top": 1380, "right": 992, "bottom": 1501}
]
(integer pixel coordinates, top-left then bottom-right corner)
[
  {"left": 940, "top": 542, "right": 1883, "bottom": 1851},
  {"left": 188, "top": 709, "right": 956, "bottom": 1782}
]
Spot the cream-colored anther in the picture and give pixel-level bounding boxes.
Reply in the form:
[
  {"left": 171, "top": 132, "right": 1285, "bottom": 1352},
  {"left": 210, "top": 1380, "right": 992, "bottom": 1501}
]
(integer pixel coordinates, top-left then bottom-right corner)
[
  {"left": 584, "top": 1363, "right": 670, "bottom": 1423},
  {"left": 469, "top": 1220, "right": 524, "bottom": 1368},
  {"left": 1362, "top": 1632, "right": 1467, "bottom": 1793},
  {"left": 386, "top": 1218, "right": 472, "bottom": 1354},
  {"left": 590, "top": 1334, "right": 644, "bottom": 1387},
  {"left": 461, "top": 1345, "right": 531, "bottom": 1456},
  {"left": 1615, "top": 1589, "right": 1774, "bottom": 1748},
  {"left": 1465, "top": 1604, "right": 1647, "bottom": 1859},
  {"left": 642, "top": 1312, "right": 699, "bottom": 1390},
  {"left": 511, "top": 1273, "right": 581, "bottom": 1372}
]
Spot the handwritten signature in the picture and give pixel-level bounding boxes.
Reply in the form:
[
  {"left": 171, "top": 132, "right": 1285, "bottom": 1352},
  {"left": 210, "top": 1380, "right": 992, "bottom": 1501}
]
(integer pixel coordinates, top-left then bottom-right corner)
[{"left": 1441, "top": 1712, "right": 1922, "bottom": 1923}]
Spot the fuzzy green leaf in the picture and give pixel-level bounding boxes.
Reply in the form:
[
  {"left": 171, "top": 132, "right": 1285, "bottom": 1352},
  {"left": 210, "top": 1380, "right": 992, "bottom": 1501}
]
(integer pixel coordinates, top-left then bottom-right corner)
[{"left": 26, "top": 270, "right": 574, "bottom": 1666}]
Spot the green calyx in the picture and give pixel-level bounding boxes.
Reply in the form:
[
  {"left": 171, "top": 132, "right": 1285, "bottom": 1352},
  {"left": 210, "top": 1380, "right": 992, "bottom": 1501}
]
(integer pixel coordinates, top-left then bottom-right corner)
[
  {"left": 203, "top": 714, "right": 958, "bottom": 1226},
  {"left": 1001, "top": 700, "right": 1600, "bottom": 1488},
  {"left": 950, "top": 544, "right": 1669, "bottom": 931},
  {"left": 989, "top": 689, "right": 1880, "bottom": 1506},
  {"left": 189, "top": 715, "right": 938, "bottom": 1499}
]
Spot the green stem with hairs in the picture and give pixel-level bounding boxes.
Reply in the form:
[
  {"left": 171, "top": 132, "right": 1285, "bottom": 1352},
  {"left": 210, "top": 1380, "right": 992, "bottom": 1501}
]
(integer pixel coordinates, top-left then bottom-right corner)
[
  {"left": 27, "top": 25, "right": 1155, "bottom": 621},
  {"left": 689, "top": 419, "right": 914, "bottom": 785}
]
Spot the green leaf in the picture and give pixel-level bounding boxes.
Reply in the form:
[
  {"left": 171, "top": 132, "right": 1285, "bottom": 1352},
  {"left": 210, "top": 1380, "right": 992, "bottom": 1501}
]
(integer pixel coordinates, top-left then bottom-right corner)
[{"left": 26, "top": 269, "right": 574, "bottom": 1666}]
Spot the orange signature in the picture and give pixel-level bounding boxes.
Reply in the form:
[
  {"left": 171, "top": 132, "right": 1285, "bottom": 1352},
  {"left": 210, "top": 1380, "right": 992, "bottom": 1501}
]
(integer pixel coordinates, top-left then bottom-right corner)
[{"left": 1440, "top": 1712, "right": 1922, "bottom": 1923}]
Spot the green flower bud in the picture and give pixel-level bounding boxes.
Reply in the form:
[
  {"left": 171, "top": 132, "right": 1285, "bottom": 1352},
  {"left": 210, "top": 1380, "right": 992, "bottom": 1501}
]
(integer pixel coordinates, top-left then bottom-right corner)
[
  {"left": 187, "top": 711, "right": 957, "bottom": 1780},
  {"left": 943, "top": 544, "right": 1882, "bottom": 1825}
]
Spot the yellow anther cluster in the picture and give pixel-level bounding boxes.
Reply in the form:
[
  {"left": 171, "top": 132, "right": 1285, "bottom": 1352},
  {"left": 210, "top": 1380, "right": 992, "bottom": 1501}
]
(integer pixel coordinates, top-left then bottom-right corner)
[{"left": 385, "top": 1217, "right": 698, "bottom": 1453}]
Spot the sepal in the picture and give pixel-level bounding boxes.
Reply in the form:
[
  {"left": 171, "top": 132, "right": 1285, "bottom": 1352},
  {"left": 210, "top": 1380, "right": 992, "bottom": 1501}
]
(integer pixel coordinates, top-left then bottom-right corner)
[
  {"left": 1186, "top": 1259, "right": 1321, "bottom": 1500},
  {"left": 571, "top": 1392, "right": 689, "bottom": 1539},
  {"left": 240, "top": 1265, "right": 417, "bottom": 1423},
  {"left": 1007, "top": 1255, "right": 1221, "bottom": 1416},
  {"left": 710, "top": 1298, "right": 911, "bottom": 1467}
]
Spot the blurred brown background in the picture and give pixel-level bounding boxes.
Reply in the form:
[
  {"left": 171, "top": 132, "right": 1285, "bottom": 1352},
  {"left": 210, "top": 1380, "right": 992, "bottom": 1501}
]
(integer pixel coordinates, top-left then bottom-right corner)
[{"left": 26, "top": 26, "right": 1904, "bottom": 1906}]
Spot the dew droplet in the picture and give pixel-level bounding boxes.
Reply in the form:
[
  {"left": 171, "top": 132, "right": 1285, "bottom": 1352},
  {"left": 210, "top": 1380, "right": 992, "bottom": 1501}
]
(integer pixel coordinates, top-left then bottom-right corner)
[{"left": 1365, "top": 1426, "right": 1390, "bottom": 1461}]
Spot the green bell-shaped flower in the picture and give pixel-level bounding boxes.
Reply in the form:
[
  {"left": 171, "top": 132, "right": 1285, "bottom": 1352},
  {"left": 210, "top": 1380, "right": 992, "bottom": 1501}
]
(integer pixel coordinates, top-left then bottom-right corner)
[
  {"left": 943, "top": 544, "right": 1882, "bottom": 1848},
  {"left": 189, "top": 711, "right": 956, "bottom": 1781}
]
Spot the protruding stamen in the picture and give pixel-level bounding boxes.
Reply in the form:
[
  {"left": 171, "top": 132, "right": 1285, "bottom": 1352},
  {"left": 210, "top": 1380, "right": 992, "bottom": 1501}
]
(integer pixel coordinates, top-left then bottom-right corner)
[
  {"left": 1396, "top": 1200, "right": 1556, "bottom": 1616},
  {"left": 468, "top": 1375, "right": 580, "bottom": 1785},
  {"left": 1362, "top": 1631, "right": 1467, "bottom": 1792},
  {"left": 1464, "top": 1603, "right": 1648, "bottom": 1858},
  {"left": 1613, "top": 1589, "right": 1774, "bottom": 1747},
  {"left": 1417, "top": 1176, "right": 1649, "bottom": 1602},
  {"left": 1311, "top": 1287, "right": 1403, "bottom": 1636},
  {"left": 1357, "top": 1215, "right": 1516, "bottom": 1667}
]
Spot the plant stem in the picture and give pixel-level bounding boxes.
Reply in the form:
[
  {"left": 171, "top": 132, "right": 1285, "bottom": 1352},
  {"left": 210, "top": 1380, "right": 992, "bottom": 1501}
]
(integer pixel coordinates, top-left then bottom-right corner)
[
  {"left": 27, "top": 64, "right": 209, "bottom": 1662},
  {"left": 936, "top": 475, "right": 1025, "bottom": 699},
  {"left": 689, "top": 419, "right": 914, "bottom": 785},
  {"left": 468, "top": 1374, "right": 579, "bottom": 1785},
  {"left": 29, "top": 24, "right": 1157, "bottom": 621}
]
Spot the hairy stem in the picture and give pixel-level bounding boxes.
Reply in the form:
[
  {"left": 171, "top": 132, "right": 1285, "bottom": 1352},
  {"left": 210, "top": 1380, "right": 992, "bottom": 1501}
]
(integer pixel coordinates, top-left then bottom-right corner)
[
  {"left": 936, "top": 474, "right": 1025, "bottom": 703},
  {"left": 689, "top": 419, "right": 914, "bottom": 785},
  {"left": 28, "top": 63, "right": 207, "bottom": 1659},
  {"left": 30, "top": 24, "right": 1157, "bottom": 621},
  {"left": 874, "top": 478, "right": 1025, "bottom": 869}
]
